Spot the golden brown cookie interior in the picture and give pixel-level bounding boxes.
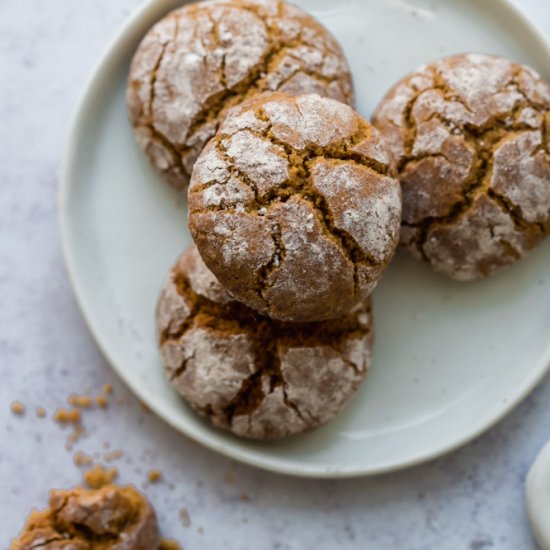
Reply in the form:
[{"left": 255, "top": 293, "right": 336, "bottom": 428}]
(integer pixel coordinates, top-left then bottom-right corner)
[{"left": 11, "top": 484, "right": 160, "bottom": 550}]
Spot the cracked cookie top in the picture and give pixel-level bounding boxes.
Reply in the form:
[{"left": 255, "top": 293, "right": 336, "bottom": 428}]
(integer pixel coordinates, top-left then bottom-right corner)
[
  {"left": 127, "top": 0, "right": 354, "bottom": 189},
  {"left": 10, "top": 484, "right": 159, "bottom": 550},
  {"left": 188, "top": 92, "right": 401, "bottom": 322},
  {"left": 156, "top": 245, "right": 373, "bottom": 440},
  {"left": 372, "top": 53, "right": 550, "bottom": 281}
]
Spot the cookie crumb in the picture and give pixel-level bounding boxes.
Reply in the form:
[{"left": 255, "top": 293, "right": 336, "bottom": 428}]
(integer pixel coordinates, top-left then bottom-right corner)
[
  {"left": 36, "top": 406, "right": 46, "bottom": 418},
  {"left": 73, "top": 451, "right": 93, "bottom": 467},
  {"left": 103, "top": 383, "right": 113, "bottom": 394},
  {"left": 83, "top": 464, "right": 118, "bottom": 489},
  {"left": 10, "top": 401, "right": 25, "bottom": 415},
  {"left": 96, "top": 394, "right": 108, "bottom": 408},
  {"left": 53, "top": 408, "right": 81, "bottom": 424},
  {"left": 68, "top": 394, "right": 94, "bottom": 408},
  {"left": 65, "top": 425, "right": 85, "bottom": 451},
  {"left": 103, "top": 449, "right": 124, "bottom": 463},
  {"left": 159, "top": 539, "right": 182, "bottom": 550},
  {"left": 147, "top": 470, "right": 162, "bottom": 484},
  {"left": 179, "top": 507, "right": 191, "bottom": 527}
]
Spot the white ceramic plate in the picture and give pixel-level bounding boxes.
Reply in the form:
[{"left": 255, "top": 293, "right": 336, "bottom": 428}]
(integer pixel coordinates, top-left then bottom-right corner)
[
  {"left": 60, "top": 0, "right": 550, "bottom": 478},
  {"left": 527, "top": 440, "right": 550, "bottom": 549}
]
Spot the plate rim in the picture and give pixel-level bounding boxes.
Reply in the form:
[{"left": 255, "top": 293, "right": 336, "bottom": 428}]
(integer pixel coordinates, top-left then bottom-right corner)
[{"left": 59, "top": 0, "right": 550, "bottom": 478}]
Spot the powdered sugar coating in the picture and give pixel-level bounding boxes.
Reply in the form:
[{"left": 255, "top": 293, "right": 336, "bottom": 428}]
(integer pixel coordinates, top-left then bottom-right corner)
[
  {"left": 189, "top": 92, "right": 402, "bottom": 322},
  {"left": 157, "top": 246, "right": 373, "bottom": 440},
  {"left": 127, "top": 0, "right": 354, "bottom": 189},
  {"left": 373, "top": 53, "right": 550, "bottom": 280}
]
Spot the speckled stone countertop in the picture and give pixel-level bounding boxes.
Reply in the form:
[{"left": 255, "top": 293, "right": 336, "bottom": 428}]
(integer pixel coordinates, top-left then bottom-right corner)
[{"left": 1, "top": 0, "right": 550, "bottom": 548}]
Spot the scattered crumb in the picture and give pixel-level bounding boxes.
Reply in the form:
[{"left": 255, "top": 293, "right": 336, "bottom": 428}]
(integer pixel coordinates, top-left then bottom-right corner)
[
  {"left": 139, "top": 400, "right": 151, "bottom": 413},
  {"left": 10, "top": 401, "right": 25, "bottom": 415},
  {"left": 68, "top": 394, "right": 94, "bottom": 409},
  {"left": 147, "top": 470, "right": 162, "bottom": 484},
  {"left": 83, "top": 464, "right": 118, "bottom": 489},
  {"left": 103, "top": 449, "right": 123, "bottom": 463},
  {"left": 103, "top": 383, "right": 113, "bottom": 395},
  {"left": 73, "top": 451, "right": 93, "bottom": 467},
  {"left": 159, "top": 540, "right": 182, "bottom": 550},
  {"left": 65, "top": 425, "right": 85, "bottom": 451},
  {"left": 240, "top": 493, "right": 250, "bottom": 502},
  {"left": 179, "top": 507, "right": 192, "bottom": 527},
  {"left": 96, "top": 395, "right": 108, "bottom": 408},
  {"left": 35, "top": 407, "right": 46, "bottom": 418},
  {"left": 53, "top": 408, "right": 81, "bottom": 424}
]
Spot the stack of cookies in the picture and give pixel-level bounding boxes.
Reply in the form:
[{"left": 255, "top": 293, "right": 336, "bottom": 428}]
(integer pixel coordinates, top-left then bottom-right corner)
[{"left": 127, "top": 0, "right": 550, "bottom": 440}]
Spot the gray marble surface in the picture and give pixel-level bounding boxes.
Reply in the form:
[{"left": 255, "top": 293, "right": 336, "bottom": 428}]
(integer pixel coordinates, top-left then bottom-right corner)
[{"left": 2, "top": 0, "right": 550, "bottom": 548}]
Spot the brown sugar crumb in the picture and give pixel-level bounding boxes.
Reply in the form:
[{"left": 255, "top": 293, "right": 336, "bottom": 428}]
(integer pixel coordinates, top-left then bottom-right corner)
[
  {"left": 68, "top": 394, "right": 94, "bottom": 408},
  {"left": 65, "top": 425, "right": 85, "bottom": 451},
  {"left": 147, "top": 470, "right": 162, "bottom": 484},
  {"left": 83, "top": 464, "right": 118, "bottom": 489},
  {"left": 53, "top": 408, "right": 81, "bottom": 424},
  {"left": 103, "top": 449, "right": 124, "bottom": 463},
  {"left": 103, "top": 383, "right": 113, "bottom": 395},
  {"left": 160, "top": 539, "right": 182, "bottom": 550},
  {"left": 35, "top": 406, "right": 46, "bottom": 418},
  {"left": 10, "top": 401, "right": 25, "bottom": 415},
  {"left": 73, "top": 451, "right": 93, "bottom": 467},
  {"left": 179, "top": 507, "right": 191, "bottom": 527},
  {"left": 96, "top": 394, "right": 108, "bottom": 408}
]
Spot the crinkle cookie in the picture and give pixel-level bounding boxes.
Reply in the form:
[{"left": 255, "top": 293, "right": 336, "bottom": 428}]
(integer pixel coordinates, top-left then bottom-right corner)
[
  {"left": 10, "top": 484, "right": 159, "bottom": 550},
  {"left": 188, "top": 92, "right": 401, "bottom": 322},
  {"left": 156, "top": 245, "right": 374, "bottom": 440},
  {"left": 373, "top": 53, "right": 550, "bottom": 281},
  {"left": 127, "top": 0, "right": 354, "bottom": 189}
]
